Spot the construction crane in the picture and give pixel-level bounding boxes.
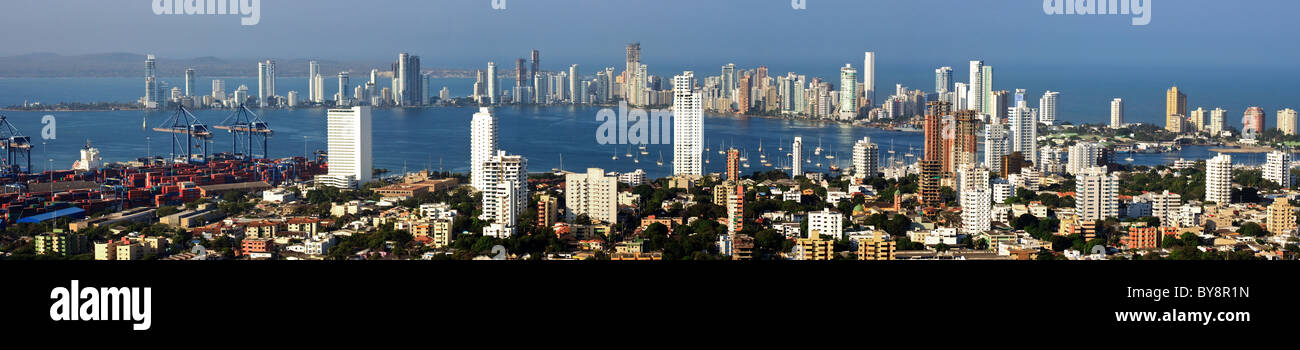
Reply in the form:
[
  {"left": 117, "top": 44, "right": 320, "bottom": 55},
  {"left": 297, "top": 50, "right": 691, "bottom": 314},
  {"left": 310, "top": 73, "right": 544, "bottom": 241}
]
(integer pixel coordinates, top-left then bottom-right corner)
[
  {"left": 152, "top": 105, "right": 213, "bottom": 164},
  {"left": 0, "top": 115, "right": 33, "bottom": 175},
  {"left": 214, "top": 104, "right": 273, "bottom": 160}
]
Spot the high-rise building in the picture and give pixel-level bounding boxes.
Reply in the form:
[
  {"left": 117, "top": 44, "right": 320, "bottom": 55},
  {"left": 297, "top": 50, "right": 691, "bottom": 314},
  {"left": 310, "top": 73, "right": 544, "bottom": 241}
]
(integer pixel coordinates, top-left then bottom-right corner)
[
  {"left": 968, "top": 61, "right": 984, "bottom": 115},
  {"left": 336, "top": 72, "right": 349, "bottom": 105},
  {"left": 1076, "top": 166, "right": 1119, "bottom": 221},
  {"left": 1206, "top": 154, "right": 1232, "bottom": 205},
  {"left": 863, "top": 52, "right": 876, "bottom": 107},
  {"left": 211, "top": 80, "right": 225, "bottom": 100},
  {"left": 1265, "top": 151, "right": 1291, "bottom": 188},
  {"left": 316, "top": 107, "right": 373, "bottom": 188},
  {"left": 479, "top": 150, "right": 528, "bottom": 238},
  {"left": 853, "top": 137, "right": 879, "bottom": 180},
  {"left": 1038, "top": 91, "right": 1058, "bottom": 126},
  {"left": 838, "top": 64, "right": 858, "bottom": 120},
  {"left": 144, "top": 54, "right": 161, "bottom": 109},
  {"left": 257, "top": 60, "right": 277, "bottom": 108},
  {"left": 920, "top": 101, "right": 950, "bottom": 207},
  {"left": 726, "top": 149, "right": 741, "bottom": 182},
  {"left": 984, "top": 123, "right": 1008, "bottom": 171},
  {"left": 1189, "top": 107, "right": 1207, "bottom": 132},
  {"left": 566, "top": 168, "right": 618, "bottom": 225},
  {"left": 394, "top": 53, "right": 423, "bottom": 106},
  {"left": 672, "top": 72, "right": 703, "bottom": 176},
  {"left": 792, "top": 137, "right": 803, "bottom": 177},
  {"left": 1067, "top": 142, "right": 1103, "bottom": 176},
  {"left": 1243, "top": 107, "right": 1266, "bottom": 137},
  {"left": 1110, "top": 98, "right": 1124, "bottom": 128},
  {"left": 946, "top": 110, "right": 978, "bottom": 173},
  {"left": 537, "top": 194, "right": 558, "bottom": 228},
  {"left": 1165, "top": 86, "right": 1187, "bottom": 133},
  {"left": 1010, "top": 100, "right": 1038, "bottom": 165},
  {"left": 529, "top": 49, "right": 540, "bottom": 85},
  {"left": 308, "top": 61, "right": 320, "bottom": 103},
  {"left": 487, "top": 62, "right": 498, "bottom": 104},
  {"left": 1208, "top": 108, "right": 1228, "bottom": 135},
  {"left": 470, "top": 107, "right": 498, "bottom": 191},
  {"left": 1278, "top": 108, "right": 1298, "bottom": 136},
  {"left": 935, "top": 66, "right": 953, "bottom": 94},
  {"left": 721, "top": 63, "right": 737, "bottom": 99},
  {"left": 960, "top": 166, "right": 991, "bottom": 234},
  {"left": 980, "top": 66, "right": 994, "bottom": 116},
  {"left": 183, "top": 68, "right": 195, "bottom": 97},
  {"left": 569, "top": 64, "right": 580, "bottom": 103}
]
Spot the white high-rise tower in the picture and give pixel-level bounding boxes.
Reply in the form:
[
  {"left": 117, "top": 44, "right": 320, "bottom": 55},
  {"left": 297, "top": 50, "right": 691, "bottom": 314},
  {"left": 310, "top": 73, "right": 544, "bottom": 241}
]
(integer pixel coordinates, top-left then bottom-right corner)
[
  {"left": 968, "top": 60, "right": 984, "bottom": 115},
  {"left": 863, "top": 52, "right": 876, "bottom": 107},
  {"left": 1039, "top": 91, "right": 1059, "bottom": 126},
  {"left": 852, "top": 137, "right": 878, "bottom": 180},
  {"left": 1110, "top": 98, "right": 1124, "bottom": 129},
  {"left": 316, "top": 107, "right": 373, "bottom": 188},
  {"left": 1206, "top": 154, "right": 1233, "bottom": 205},
  {"left": 792, "top": 137, "right": 803, "bottom": 177},
  {"left": 1265, "top": 151, "right": 1291, "bottom": 188},
  {"left": 470, "top": 107, "right": 499, "bottom": 191},
  {"left": 672, "top": 72, "right": 703, "bottom": 176},
  {"left": 487, "top": 62, "right": 498, "bottom": 104}
]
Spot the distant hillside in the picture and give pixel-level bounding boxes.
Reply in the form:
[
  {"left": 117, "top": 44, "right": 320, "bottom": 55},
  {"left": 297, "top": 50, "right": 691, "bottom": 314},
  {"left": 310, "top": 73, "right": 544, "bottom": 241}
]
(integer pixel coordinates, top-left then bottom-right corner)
[{"left": 0, "top": 53, "right": 481, "bottom": 78}]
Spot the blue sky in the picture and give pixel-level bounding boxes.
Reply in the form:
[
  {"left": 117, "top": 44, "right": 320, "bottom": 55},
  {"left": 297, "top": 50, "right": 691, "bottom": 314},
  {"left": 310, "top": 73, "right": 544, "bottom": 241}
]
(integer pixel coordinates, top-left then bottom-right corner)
[{"left": 2, "top": 0, "right": 1296, "bottom": 70}]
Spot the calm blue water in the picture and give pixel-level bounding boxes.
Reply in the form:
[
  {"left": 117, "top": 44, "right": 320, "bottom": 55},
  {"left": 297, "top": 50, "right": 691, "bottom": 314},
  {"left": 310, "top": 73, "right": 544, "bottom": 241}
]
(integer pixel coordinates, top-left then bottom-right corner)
[
  {"left": 0, "top": 72, "right": 1291, "bottom": 178},
  {"left": 0, "top": 105, "right": 928, "bottom": 179}
]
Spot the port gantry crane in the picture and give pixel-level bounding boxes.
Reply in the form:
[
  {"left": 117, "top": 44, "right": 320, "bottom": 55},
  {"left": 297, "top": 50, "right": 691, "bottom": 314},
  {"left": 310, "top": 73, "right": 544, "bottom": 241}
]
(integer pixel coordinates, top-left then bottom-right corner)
[
  {"left": 0, "top": 115, "right": 33, "bottom": 175},
  {"left": 214, "top": 104, "right": 273, "bottom": 160},
  {"left": 152, "top": 105, "right": 213, "bottom": 164}
]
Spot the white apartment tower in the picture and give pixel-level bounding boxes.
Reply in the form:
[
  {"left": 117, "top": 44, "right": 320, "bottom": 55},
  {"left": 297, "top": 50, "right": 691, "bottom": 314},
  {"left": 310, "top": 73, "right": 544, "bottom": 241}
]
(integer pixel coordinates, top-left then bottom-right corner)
[
  {"left": 1039, "top": 91, "right": 1058, "bottom": 126},
  {"left": 852, "top": 137, "right": 878, "bottom": 180},
  {"left": 863, "top": 52, "right": 876, "bottom": 107},
  {"left": 1075, "top": 166, "right": 1119, "bottom": 221},
  {"left": 672, "top": 71, "right": 703, "bottom": 176},
  {"left": 960, "top": 167, "right": 992, "bottom": 234},
  {"left": 257, "top": 60, "right": 276, "bottom": 107},
  {"left": 792, "top": 137, "right": 803, "bottom": 177},
  {"left": 479, "top": 151, "right": 528, "bottom": 238},
  {"left": 316, "top": 107, "right": 373, "bottom": 189},
  {"left": 565, "top": 168, "right": 618, "bottom": 225},
  {"left": 1067, "top": 142, "right": 1102, "bottom": 176},
  {"left": 1265, "top": 151, "right": 1291, "bottom": 188},
  {"left": 1206, "top": 154, "right": 1233, "bottom": 205},
  {"left": 470, "top": 107, "right": 499, "bottom": 191},
  {"left": 487, "top": 62, "right": 498, "bottom": 104},
  {"left": 1010, "top": 100, "right": 1038, "bottom": 165},
  {"left": 308, "top": 60, "right": 320, "bottom": 103},
  {"left": 1110, "top": 98, "right": 1124, "bottom": 128}
]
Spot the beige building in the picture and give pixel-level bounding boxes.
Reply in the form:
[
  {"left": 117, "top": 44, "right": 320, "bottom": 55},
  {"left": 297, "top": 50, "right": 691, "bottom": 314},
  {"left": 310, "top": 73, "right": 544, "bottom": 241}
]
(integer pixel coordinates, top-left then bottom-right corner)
[
  {"left": 1165, "top": 86, "right": 1187, "bottom": 133},
  {"left": 1267, "top": 198, "right": 1296, "bottom": 236}
]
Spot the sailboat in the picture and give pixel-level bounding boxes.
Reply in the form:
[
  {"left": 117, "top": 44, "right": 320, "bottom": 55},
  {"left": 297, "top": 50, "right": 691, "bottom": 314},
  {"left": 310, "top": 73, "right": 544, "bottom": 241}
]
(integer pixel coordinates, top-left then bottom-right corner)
[
  {"left": 778, "top": 137, "right": 784, "bottom": 152},
  {"left": 814, "top": 137, "right": 823, "bottom": 156},
  {"left": 625, "top": 145, "right": 633, "bottom": 158},
  {"left": 656, "top": 151, "right": 664, "bottom": 167},
  {"left": 142, "top": 115, "right": 147, "bottom": 130},
  {"left": 612, "top": 147, "right": 619, "bottom": 161},
  {"left": 639, "top": 145, "right": 649, "bottom": 156}
]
